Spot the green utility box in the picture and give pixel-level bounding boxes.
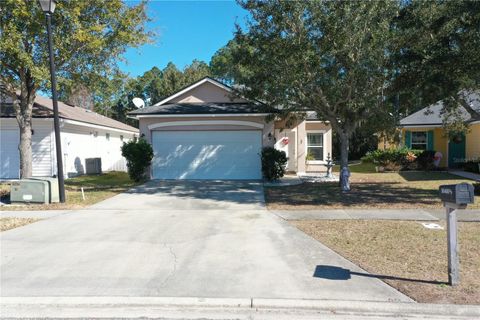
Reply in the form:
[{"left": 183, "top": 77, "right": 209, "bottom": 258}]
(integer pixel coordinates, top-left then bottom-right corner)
[
  {"left": 10, "top": 179, "right": 49, "bottom": 204},
  {"left": 32, "top": 177, "right": 60, "bottom": 203}
]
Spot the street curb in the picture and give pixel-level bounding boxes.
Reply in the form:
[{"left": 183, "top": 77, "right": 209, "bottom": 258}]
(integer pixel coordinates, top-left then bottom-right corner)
[
  {"left": 253, "top": 298, "right": 480, "bottom": 316},
  {"left": 1, "top": 297, "right": 479, "bottom": 318}
]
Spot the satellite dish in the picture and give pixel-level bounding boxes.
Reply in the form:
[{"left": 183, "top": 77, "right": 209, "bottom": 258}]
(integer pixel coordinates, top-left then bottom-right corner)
[{"left": 132, "top": 97, "right": 145, "bottom": 109}]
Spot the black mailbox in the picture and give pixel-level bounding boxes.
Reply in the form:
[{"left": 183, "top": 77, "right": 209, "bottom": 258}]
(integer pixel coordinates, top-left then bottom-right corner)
[{"left": 439, "top": 183, "right": 474, "bottom": 205}]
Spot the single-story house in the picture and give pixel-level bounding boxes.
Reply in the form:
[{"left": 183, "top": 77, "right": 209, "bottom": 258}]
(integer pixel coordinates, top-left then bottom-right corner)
[
  {"left": 128, "top": 76, "right": 332, "bottom": 180},
  {"left": 378, "top": 92, "right": 480, "bottom": 168},
  {"left": 1, "top": 95, "right": 138, "bottom": 179}
]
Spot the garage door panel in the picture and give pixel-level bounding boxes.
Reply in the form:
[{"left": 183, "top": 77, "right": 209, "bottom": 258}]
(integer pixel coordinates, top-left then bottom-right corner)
[
  {"left": 152, "top": 131, "right": 262, "bottom": 180},
  {"left": 0, "top": 130, "right": 20, "bottom": 179}
]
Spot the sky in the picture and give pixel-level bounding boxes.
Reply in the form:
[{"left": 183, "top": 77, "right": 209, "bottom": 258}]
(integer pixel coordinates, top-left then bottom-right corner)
[{"left": 119, "top": 0, "right": 249, "bottom": 77}]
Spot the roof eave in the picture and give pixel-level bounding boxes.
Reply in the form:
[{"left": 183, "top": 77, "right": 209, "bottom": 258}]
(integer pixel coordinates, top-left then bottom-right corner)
[{"left": 131, "top": 113, "right": 272, "bottom": 118}]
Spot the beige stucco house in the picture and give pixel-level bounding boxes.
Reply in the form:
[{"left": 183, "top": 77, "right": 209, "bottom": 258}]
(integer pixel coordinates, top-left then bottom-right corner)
[{"left": 129, "top": 77, "right": 332, "bottom": 180}]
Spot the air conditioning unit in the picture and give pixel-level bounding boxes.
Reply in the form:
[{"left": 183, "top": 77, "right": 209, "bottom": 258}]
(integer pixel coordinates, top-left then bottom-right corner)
[
  {"left": 10, "top": 179, "right": 49, "bottom": 204},
  {"left": 32, "top": 177, "right": 59, "bottom": 203},
  {"left": 85, "top": 158, "right": 102, "bottom": 175}
]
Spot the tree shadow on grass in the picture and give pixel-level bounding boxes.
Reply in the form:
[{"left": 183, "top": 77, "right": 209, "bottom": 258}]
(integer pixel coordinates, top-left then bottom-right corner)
[
  {"left": 398, "top": 171, "right": 463, "bottom": 182},
  {"left": 265, "top": 182, "right": 440, "bottom": 207},
  {"left": 313, "top": 265, "right": 447, "bottom": 285}
]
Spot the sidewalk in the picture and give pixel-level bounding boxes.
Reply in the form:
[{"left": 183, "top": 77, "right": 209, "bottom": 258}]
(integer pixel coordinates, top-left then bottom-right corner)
[
  {"left": 1, "top": 296, "right": 479, "bottom": 319},
  {"left": 263, "top": 174, "right": 303, "bottom": 187},
  {"left": 0, "top": 210, "right": 69, "bottom": 219},
  {"left": 449, "top": 170, "right": 480, "bottom": 182},
  {"left": 271, "top": 208, "right": 480, "bottom": 222}
]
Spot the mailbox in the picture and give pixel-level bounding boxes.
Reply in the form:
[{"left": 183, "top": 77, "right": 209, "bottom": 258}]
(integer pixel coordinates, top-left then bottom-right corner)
[
  {"left": 438, "top": 182, "right": 475, "bottom": 286},
  {"left": 439, "top": 183, "right": 474, "bottom": 207}
]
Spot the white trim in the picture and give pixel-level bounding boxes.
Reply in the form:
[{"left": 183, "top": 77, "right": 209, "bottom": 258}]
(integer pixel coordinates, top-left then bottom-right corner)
[
  {"left": 410, "top": 131, "right": 428, "bottom": 150},
  {"left": 2, "top": 117, "right": 138, "bottom": 134},
  {"left": 401, "top": 124, "right": 442, "bottom": 128},
  {"left": 307, "top": 129, "right": 327, "bottom": 134},
  {"left": 62, "top": 119, "right": 138, "bottom": 134},
  {"left": 153, "top": 78, "right": 234, "bottom": 106},
  {"left": 148, "top": 120, "right": 264, "bottom": 130},
  {"left": 306, "top": 161, "right": 327, "bottom": 165},
  {"left": 135, "top": 113, "right": 270, "bottom": 119},
  {"left": 306, "top": 130, "right": 326, "bottom": 162}
]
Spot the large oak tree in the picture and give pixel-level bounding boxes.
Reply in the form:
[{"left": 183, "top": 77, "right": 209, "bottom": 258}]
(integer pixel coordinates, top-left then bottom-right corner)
[
  {"left": 0, "top": 0, "right": 152, "bottom": 178},
  {"left": 225, "top": 0, "right": 399, "bottom": 187},
  {"left": 391, "top": 0, "right": 480, "bottom": 136}
]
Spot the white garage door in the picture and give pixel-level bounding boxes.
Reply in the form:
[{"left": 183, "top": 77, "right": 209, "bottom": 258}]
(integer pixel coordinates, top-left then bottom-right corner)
[
  {"left": 152, "top": 130, "right": 262, "bottom": 180},
  {"left": 0, "top": 130, "right": 20, "bottom": 179}
]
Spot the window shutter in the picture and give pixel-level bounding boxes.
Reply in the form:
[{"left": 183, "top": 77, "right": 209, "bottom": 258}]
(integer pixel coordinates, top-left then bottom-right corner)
[
  {"left": 427, "top": 131, "right": 434, "bottom": 150},
  {"left": 405, "top": 131, "right": 411, "bottom": 148}
]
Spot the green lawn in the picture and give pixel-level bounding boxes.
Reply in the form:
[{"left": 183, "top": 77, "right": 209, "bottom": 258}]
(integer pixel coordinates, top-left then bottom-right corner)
[
  {"left": 266, "top": 171, "right": 480, "bottom": 209},
  {"left": 333, "top": 161, "right": 377, "bottom": 173},
  {"left": 0, "top": 172, "right": 138, "bottom": 211},
  {"left": 65, "top": 171, "right": 136, "bottom": 188}
]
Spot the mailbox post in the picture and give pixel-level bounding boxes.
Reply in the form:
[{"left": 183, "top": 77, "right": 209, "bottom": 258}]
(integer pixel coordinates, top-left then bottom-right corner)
[{"left": 438, "top": 183, "right": 475, "bottom": 286}]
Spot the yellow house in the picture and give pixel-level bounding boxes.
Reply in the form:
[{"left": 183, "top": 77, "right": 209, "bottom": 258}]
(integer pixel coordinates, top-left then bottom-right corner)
[{"left": 379, "top": 93, "right": 480, "bottom": 168}]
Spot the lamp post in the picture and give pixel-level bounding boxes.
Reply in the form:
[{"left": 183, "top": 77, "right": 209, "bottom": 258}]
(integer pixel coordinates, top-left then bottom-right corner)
[{"left": 38, "top": 0, "right": 65, "bottom": 203}]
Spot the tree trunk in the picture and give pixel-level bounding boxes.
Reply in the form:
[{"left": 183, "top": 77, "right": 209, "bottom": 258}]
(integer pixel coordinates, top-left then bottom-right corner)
[
  {"left": 15, "top": 87, "right": 35, "bottom": 178},
  {"left": 338, "top": 132, "right": 349, "bottom": 170},
  {"left": 338, "top": 131, "right": 351, "bottom": 192},
  {"left": 18, "top": 121, "right": 33, "bottom": 178}
]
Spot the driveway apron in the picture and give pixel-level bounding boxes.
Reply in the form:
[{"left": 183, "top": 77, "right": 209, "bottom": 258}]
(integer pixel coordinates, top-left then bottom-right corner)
[{"left": 0, "top": 180, "right": 410, "bottom": 302}]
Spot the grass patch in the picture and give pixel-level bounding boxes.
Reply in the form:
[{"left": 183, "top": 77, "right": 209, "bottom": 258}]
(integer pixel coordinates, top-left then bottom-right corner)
[
  {"left": 333, "top": 161, "right": 377, "bottom": 173},
  {"left": 266, "top": 171, "right": 480, "bottom": 209},
  {"left": 65, "top": 171, "right": 136, "bottom": 189},
  {"left": 0, "top": 172, "right": 138, "bottom": 211},
  {"left": 292, "top": 220, "right": 480, "bottom": 304},
  {"left": 0, "top": 217, "right": 40, "bottom": 231}
]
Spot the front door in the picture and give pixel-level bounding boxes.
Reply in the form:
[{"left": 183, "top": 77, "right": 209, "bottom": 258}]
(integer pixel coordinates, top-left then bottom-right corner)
[{"left": 448, "top": 134, "right": 466, "bottom": 168}]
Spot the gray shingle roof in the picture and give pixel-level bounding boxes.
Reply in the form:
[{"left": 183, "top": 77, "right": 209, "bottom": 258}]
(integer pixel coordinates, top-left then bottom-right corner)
[
  {"left": 1, "top": 95, "right": 138, "bottom": 133},
  {"left": 400, "top": 91, "right": 480, "bottom": 126},
  {"left": 128, "top": 102, "right": 276, "bottom": 115}
]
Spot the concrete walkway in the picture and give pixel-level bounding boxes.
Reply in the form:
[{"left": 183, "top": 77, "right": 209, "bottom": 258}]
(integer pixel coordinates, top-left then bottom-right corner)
[
  {"left": 0, "top": 180, "right": 410, "bottom": 302},
  {"left": 0, "top": 210, "right": 69, "bottom": 219},
  {"left": 263, "top": 174, "right": 302, "bottom": 187},
  {"left": 272, "top": 208, "right": 480, "bottom": 222},
  {"left": 449, "top": 170, "right": 480, "bottom": 182}
]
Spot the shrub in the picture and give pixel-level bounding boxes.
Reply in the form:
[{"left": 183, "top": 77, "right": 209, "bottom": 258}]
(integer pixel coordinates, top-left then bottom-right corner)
[
  {"left": 416, "top": 150, "right": 436, "bottom": 170},
  {"left": 121, "top": 138, "right": 154, "bottom": 182},
  {"left": 464, "top": 160, "right": 480, "bottom": 174},
  {"left": 261, "top": 147, "right": 288, "bottom": 181},
  {"left": 474, "top": 183, "right": 480, "bottom": 196},
  {"left": 361, "top": 148, "right": 426, "bottom": 171}
]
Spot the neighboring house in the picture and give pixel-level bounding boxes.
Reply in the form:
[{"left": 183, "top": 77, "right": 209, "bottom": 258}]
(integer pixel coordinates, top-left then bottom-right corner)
[
  {"left": 1, "top": 95, "right": 138, "bottom": 179},
  {"left": 378, "top": 92, "right": 480, "bottom": 168},
  {"left": 128, "top": 77, "right": 332, "bottom": 180}
]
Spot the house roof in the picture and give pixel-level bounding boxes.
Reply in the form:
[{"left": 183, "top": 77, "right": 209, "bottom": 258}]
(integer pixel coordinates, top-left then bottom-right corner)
[
  {"left": 400, "top": 91, "right": 480, "bottom": 127},
  {"left": 1, "top": 95, "right": 138, "bottom": 133},
  {"left": 153, "top": 77, "right": 238, "bottom": 106},
  {"left": 128, "top": 102, "right": 275, "bottom": 116}
]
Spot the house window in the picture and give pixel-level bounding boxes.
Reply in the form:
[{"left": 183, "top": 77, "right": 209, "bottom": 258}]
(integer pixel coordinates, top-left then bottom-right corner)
[
  {"left": 120, "top": 135, "right": 124, "bottom": 142},
  {"left": 106, "top": 133, "right": 110, "bottom": 141},
  {"left": 307, "top": 132, "right": 324, "bottom": 161},
  {"left": 411, "top": 131, "right": 427, "bottom": 150}
]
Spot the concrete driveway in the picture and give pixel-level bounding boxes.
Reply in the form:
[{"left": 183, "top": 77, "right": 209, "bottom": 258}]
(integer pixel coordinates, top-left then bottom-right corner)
[{"left": 1, "top": 180, "right": 410, "bottom": 301}]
